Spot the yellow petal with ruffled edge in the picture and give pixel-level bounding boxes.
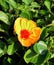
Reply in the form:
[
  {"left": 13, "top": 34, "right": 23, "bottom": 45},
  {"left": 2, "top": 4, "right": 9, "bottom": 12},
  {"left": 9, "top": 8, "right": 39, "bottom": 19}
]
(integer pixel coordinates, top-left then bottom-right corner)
[
  {"left": 21, "top": 18, "right": 28, "bottom": 30},
  {"left": 26, "top": 20, "right": 37, "bottom": 30},
  {"left": 14, "top": 18, "right": 22, "bottom": 34},
  {"left": 29, "top": 27, "right": 41, "bottom": 44}
]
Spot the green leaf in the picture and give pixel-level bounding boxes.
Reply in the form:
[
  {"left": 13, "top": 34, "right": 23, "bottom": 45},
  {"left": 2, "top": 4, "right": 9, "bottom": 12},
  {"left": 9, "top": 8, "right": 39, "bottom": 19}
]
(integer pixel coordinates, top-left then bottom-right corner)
[
  {"left": 49, "top": 36, "right": 54, "bottom": 49},
  {"left": 3, "top": 57, "right": 15, "bottom": 65},
  {"left": 47, "top": 26, "right": 54, "bottom": 36},
  {"left": 0, "top": 28, "right": 6, "bottom": 32},
  {"left": 24, "top": 49, "right": 38, "bottom": 64},
  {"left": 7, "top": 38, "right": 17, "bottom": 55},
  {"left": 20, "top": 11, "right": 32, "bottom": 19},
  {"left": 24, "top": 48, "right": 48, "bottom": 64},
  {"left": 33, "top": 41, "right": 47, "bottom": 54},
  {"left": 0, "top": 23, "right": 9, "bottom": 32},
  {"left": 7, "top": 57, "right": 12, "bottom": 64},
  {"left": 0, "top": 0, "right": 2, "bottom": 4},
  {"left": 39, "top": 10, "right": 47, "bottom": 15},
  {"left": 48, "top": 26, "right": 54, "bottom": 32},
  {"left": 0, "top": 0, "right": 8, "bottom": 12},
  {"left": 36, "top": 51, "right": 50, "bottom": 65},
  {"left": 31, "top": 2, "right": 40, "bottom": 8},
  {"left": 0, "top": 24, "right": 8, "bottom": 35},
  {"left": 0, "top": 49, "right": 4, "bottom": 57},
  {"left": 52, "top": 20, "right": 54, "bottom": 24},
  {"left": 44, "top": 0, "right": 51, "bottom": 11},
  {"left": 0, "top": 11, "right": 10, "bottom": 25},
  {"left": 0, "top": 40, "right": 7, "bottom": 57},
  {"left": 7, "top": 43, "right": 15, "bottom": 55},
  {"left": 37, "top": 19, "right": 45, "bottom": 26},
  {"left": 22, "top": 0, "right": 33, "bottom": 5},
  {"left": 5, "top": 0, "right": 17, "bottom": 9},
  {"left": 51, "top": 54, "right": 54, "bottom": 59},
  {"left": 40, "top": 27, "right": 48, "bottom": 40}
]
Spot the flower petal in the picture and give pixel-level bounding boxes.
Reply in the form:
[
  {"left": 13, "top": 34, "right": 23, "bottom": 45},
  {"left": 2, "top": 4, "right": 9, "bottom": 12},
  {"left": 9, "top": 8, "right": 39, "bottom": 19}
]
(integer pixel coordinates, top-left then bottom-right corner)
[
  {"left": 14, "top": 18, "right": 22, "bottom": 34},
  {"left": 18, "top": 35, "right": 32, "bottom": 47},
  {"left": 26, "top": 20, "right": 37, "bottom": 30},
  {"left": 21, "top": 18, "right": 28, "bottom": 30},
  {"left": 29, "top": 27, "right": 41, "bottom": 44}
]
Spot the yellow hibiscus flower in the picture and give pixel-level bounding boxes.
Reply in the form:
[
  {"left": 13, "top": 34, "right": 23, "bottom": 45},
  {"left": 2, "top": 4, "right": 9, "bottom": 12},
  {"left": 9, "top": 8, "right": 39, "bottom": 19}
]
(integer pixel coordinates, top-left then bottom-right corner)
[{"left": 14, "top": 17, "right": 41, "bottom": 47}]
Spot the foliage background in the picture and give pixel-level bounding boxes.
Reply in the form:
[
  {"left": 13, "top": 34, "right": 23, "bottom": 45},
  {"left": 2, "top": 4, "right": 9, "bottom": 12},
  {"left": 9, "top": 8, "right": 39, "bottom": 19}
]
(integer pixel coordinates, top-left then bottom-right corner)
[{"left": 0, "top": 0, "right": 54, "bottom": 65}]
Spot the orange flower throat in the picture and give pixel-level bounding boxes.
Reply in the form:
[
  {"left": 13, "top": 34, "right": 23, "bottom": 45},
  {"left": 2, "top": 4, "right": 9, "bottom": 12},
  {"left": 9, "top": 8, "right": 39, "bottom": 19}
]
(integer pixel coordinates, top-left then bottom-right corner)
[{"left": 20, "top": 30, "right": 30, "bottom": 39}]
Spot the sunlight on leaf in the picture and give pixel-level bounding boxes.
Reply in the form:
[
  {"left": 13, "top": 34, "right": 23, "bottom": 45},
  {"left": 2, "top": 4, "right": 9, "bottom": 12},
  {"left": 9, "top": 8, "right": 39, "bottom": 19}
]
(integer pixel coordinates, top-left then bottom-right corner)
[
  {"left": 44, "top": 0, "right": 51, "bottom": 11},
  {"left": 0, "top": 11, "right": 10, "bottom": 25},
  {"left": 33, "top": 41, "right": 47, "bottom": 54}
]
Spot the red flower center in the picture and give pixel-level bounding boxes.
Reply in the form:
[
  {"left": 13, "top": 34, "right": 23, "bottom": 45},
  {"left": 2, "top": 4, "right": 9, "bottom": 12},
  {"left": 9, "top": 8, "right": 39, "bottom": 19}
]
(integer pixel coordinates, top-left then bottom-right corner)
[{"left": 20, "top": 30, "right": 30, "bottom": 39}]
